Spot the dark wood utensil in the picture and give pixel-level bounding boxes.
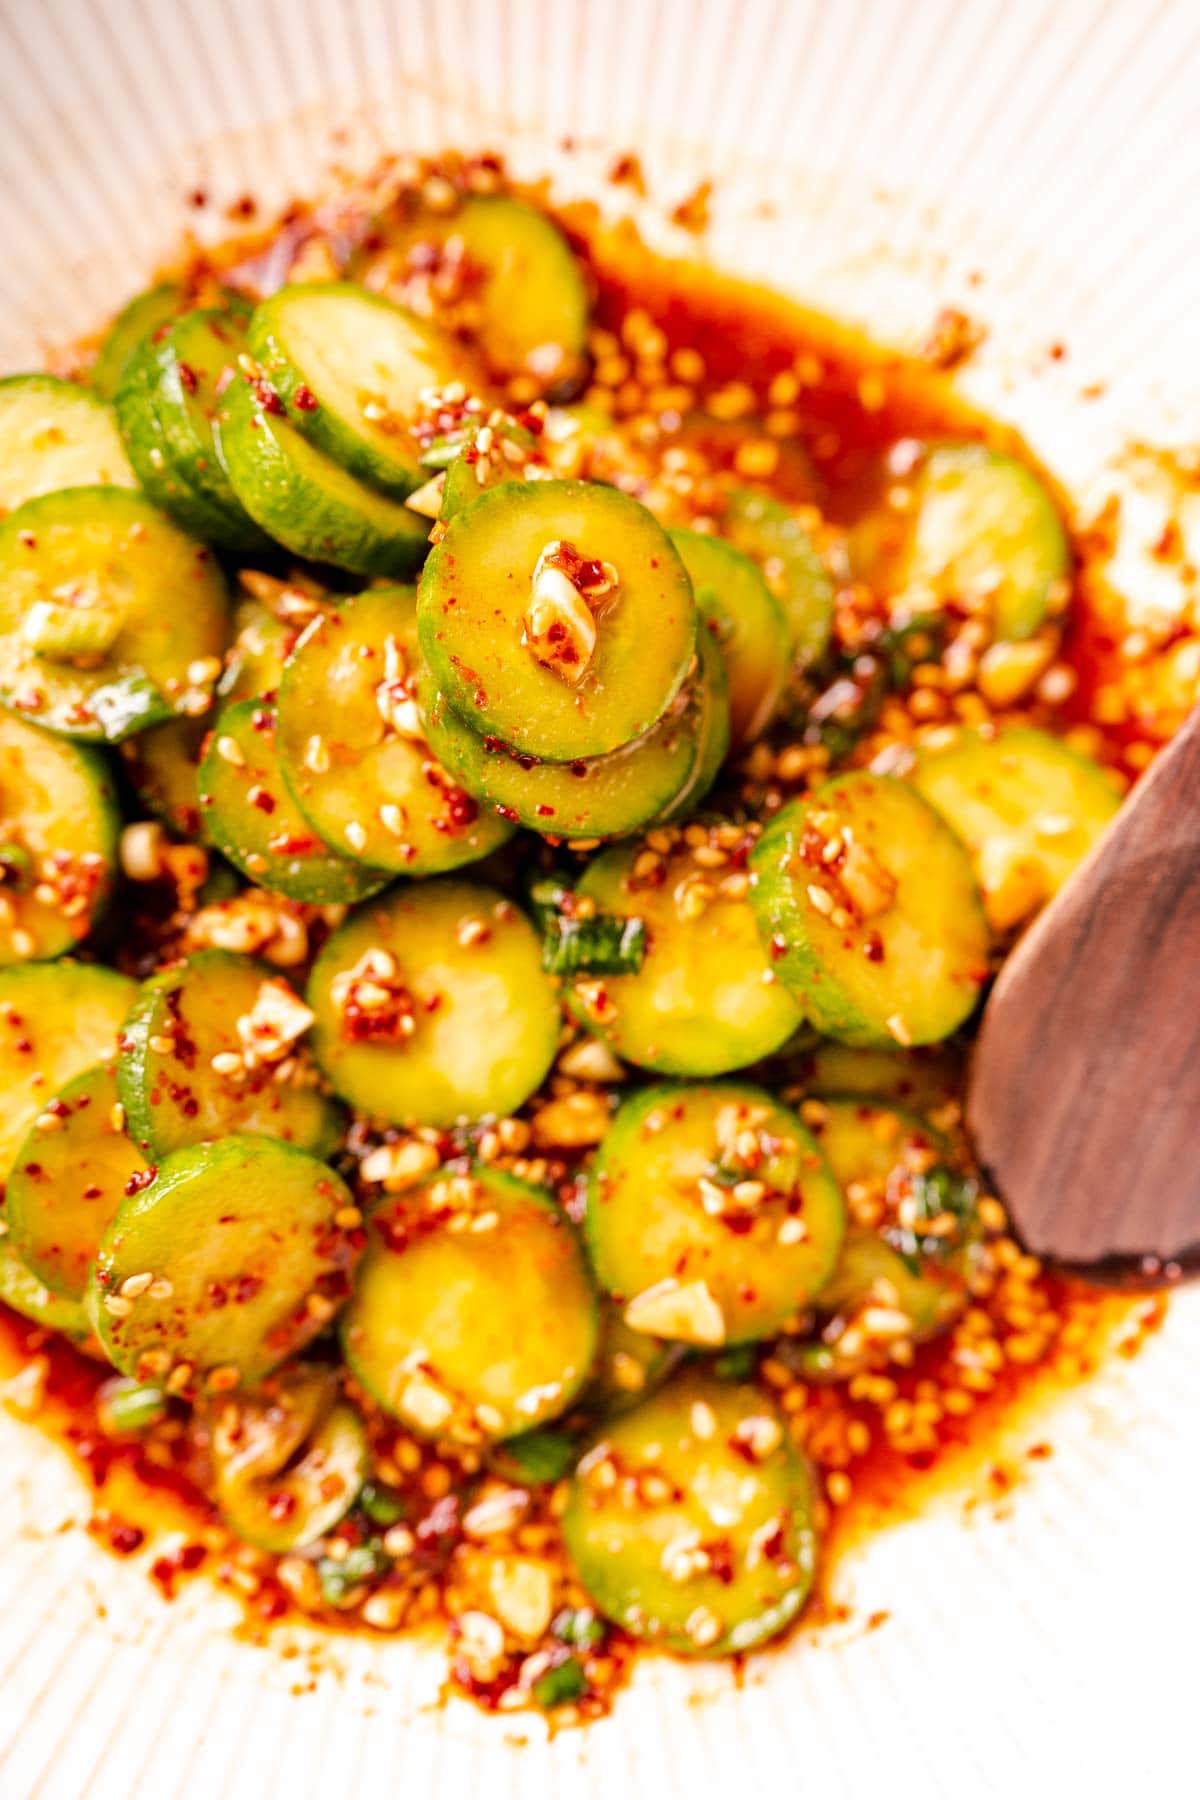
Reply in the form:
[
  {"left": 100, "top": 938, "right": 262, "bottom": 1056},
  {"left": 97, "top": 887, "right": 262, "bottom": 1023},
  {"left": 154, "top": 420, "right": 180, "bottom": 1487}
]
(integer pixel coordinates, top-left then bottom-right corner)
[{"left": 967, "top": 704, "right": 1200, "bottom": 1287}]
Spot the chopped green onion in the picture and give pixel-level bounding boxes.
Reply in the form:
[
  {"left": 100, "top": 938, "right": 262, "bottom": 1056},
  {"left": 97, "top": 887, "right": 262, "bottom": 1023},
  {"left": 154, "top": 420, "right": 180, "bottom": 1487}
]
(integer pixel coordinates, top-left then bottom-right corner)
[
  {"left": 531, "top": 1655, "right": 587, "bottom": 1708},
  {"left": 499, "top": 1427, "right": 578, "bottom": 1484},
  {"left": 88, "top": 671, "right": 173, "bottom": 740},
  {"left": 358, "top": 1481, "right": 408, "bottom": 1529},
  {"left": 317, "top": 1538, "right": 391, "bottom": 1607},
  {"left": 419, "top": 435, "right": 471, "bottom": 471},
  {"left": 551, "top": 1606, "right": 606, "bottom": 1649},
  {"left": 883, "top": 1163, "right": 979, "bottom": 1265},
  {"left": 97, "top": 1377, "right": 169, "bottom": 1437},
  {"left": 529, "top": 871, "right": 647, "bottom": 977},
  {"left": 712, "top": 1344, "right": 758, "bottom": 1382},
  {"left": 542, "top": 913, "right": 646, "bottom": 978},
  {"left": 23, "top": 598, "right": 124, "bottom": 659}
]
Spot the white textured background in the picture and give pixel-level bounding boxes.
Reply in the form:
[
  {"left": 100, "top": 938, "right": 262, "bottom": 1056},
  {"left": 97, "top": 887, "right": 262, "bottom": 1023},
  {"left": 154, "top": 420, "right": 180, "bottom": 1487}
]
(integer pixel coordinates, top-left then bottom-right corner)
[{"left": 0, "top": 2, "right": 1197, "bottom": 1795}]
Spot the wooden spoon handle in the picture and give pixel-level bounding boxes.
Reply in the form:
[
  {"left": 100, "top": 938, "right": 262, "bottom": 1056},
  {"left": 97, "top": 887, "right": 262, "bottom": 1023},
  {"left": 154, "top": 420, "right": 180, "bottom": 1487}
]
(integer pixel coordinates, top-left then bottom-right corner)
[{"left": 967, "top": 704, "right": 1200, "bottom": 1285}]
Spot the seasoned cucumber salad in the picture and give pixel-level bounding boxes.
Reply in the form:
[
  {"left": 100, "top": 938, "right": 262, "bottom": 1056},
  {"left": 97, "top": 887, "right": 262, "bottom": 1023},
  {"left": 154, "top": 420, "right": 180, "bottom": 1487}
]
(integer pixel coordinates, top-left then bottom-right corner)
[{"left": 0, "top": 153, "right": 1157, "bottom": 1723}]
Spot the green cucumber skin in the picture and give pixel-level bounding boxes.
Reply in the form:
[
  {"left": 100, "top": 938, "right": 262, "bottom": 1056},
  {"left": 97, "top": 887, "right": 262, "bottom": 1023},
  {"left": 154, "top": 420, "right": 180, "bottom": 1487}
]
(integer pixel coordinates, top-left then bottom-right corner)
[
  {"left": 219, "top": 377, "right": 432, "bottom": 577},
  {"left": 117, "top": 951, "right": 344, "bottom": 1162},
  {"left": 91, "top": 283, "right": 185, "bottom": 402},
  {"left": 198, "top": 699, "right": 392, "bottom": 907},
  {"left": 658, "top": 622, "right": 731, "bottom": 823},
  {"left": 115, "top": 346, "right": 263, "bottom": 551},
  {"left": 420, "top": 686, "right": 698, "bottom": 841},
  {"left": 722, "top": 489, "right": 834, "bottom": 669},
  {"left": 670, "top": 528, "right": 790, "bottom": 746},
  {"left": 149, "top": 311, "right": 270, "bottom": 549}
]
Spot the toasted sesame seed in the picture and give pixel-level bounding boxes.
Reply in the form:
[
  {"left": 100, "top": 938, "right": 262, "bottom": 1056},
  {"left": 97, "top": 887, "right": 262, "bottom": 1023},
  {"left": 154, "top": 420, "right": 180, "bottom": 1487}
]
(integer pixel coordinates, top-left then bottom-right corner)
[{"left": 215, "top": 735, "right": 246, "bottom": 768}]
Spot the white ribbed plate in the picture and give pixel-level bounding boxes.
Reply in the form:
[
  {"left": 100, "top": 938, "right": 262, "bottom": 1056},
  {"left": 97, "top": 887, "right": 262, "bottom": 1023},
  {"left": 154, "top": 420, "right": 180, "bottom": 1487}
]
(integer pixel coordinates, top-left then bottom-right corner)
[{"left": 0, "top": 3, "right": 1198, "bottom": 1794}]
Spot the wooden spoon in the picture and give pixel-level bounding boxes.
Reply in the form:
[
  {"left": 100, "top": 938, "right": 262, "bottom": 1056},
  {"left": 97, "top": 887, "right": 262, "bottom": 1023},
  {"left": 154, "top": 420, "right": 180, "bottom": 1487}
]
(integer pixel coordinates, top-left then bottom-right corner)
[{"left": 967, "top": 704, "right": 1200, "bottom": 1287}]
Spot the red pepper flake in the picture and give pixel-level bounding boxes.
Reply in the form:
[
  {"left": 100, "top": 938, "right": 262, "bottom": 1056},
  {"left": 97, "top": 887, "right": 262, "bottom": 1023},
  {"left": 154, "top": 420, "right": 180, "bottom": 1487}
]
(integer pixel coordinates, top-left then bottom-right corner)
[
  {"left": 124, "top": 1165, "right": 158, "bottom": 1196},
  {"left": 293, "top": 384, "right": 319, "bottom": 412},
  {"left": 177, "top": 362, "right": 199, "bottom": 395},
  {"left": 252, "top": 378, "right": 285, "bottom": 416}
]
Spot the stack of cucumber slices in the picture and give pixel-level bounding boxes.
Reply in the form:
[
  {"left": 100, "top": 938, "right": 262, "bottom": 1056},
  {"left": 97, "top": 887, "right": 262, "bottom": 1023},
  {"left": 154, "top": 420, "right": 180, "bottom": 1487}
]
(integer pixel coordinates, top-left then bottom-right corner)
[{"left": 0, "top": 193, "right": 1128, "bottom": 1677}]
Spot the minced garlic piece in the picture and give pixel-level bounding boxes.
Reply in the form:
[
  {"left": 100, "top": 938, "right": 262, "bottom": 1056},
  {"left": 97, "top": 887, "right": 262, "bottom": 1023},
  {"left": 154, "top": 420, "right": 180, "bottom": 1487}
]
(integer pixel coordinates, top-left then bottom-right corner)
[
  {"left": 624, "top": 1278, "right": 726, "bottom": 1345},
  {"left": 523, "top": 539, "right": 617, "bottom": 683}
]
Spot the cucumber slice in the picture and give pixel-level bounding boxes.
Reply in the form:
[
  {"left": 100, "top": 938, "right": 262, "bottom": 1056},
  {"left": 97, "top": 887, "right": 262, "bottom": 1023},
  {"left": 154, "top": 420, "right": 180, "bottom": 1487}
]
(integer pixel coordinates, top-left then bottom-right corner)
[
  {"left": 670, "top": 529, "right": 790, "bottom": 746},
  {"left": 418, "top": 479, "right": 697, "bottom": 763},
  {"left": 0, "top": 712, "right": 118, "bottom": 961},
  {"left": 586, "top": 1082, "right": 844, "bottom": 1345},
  {"left": 0, "top": 961, "right": 136, "bottom": 1182},
  {"left": 341, "top": 1166, "right": 598, "bottom": 1443},
  {"left": 219, "top": 375, "right": 432, "bottom": 577},
  {"left": 118, "top": 950, "right": 344, "bottom": 1160},
  {"left": 219, "top": 595, "right": 298, "bottom": 704},
  {"left": 199, "top": 700, "right": 390, "bottom": 905},
  {"left": 120, "top": 717, "right": 207, "bottom": 838},
  {"left": 894, "top": 445, "right": 1068, "bottom": 641},
  {"left": 91, "top": 282, "right": 185, "bottom": 402},
  {"left": 6, "top": 1062, "right": 146, "bottom": 1300},
  {"left": 797, "top": 1040, "right": 962, "bottom": 1113},
  {"left": 563, "top": 1372, "right": 816, "bottom": 1656},
  {"left": 750, "top": 773, "right": 989, "bottom": 1046},
  {"left": 363, "top": 195, "right": 588, "bottom": 389},
  {"left": 797, "top": 1098, "right": 972, "bottom": 1375},
  {"left": 249, "top": 283, "right": 465, "bottom": 498},
  {"left": 274, "top": 586, "right": 513, "bottom": 875},
  {"left": 87, "top": 1134, "right": 361, "bottom": 1383},
  {"left": 307, "top": 879, "right": 559, "bottom": 1128},
  {"left": 0, "top": 376, "right": 134, "bottom": 515},
  {"left": 0, "top": 486, "right": 229, "bottom": 743},
  {"left": 658, "top": 623, "right": 731, "bottom": 822},
  {"left": 579, "top": 1302, "right": 681, "bottom": 1417},
  {"left": 911, "top": 725, "right": 1121, "bottom": 934},
  {"left": 568, "top": 834, "right": 802, "bottom": 1076},
  {"left": 0, "top": 1238, "right": 93, "bottom": 1340},
  {"left": 122, "top": 596, "right": 299, "bottom": 836},
  {"left": 116, "top": 345, "right": 264, "bottom": 551},
  {"left": 209, "top": 1367, "right": 367, "bottom": 1553},
  {"left": 721, "top": 490, "right": 834, "bottom": 668},
  {"left": 149, "top": 308, "right": 268, "bottom": 546},
  {"left": 419, "top": 643, "right": 708, "bottom": 840},
  {"left": 438, "top": 415, "right": 539, "bottom": 521}
]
